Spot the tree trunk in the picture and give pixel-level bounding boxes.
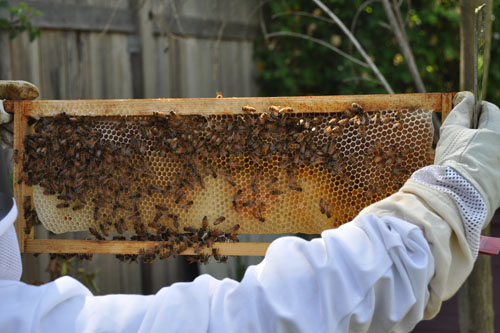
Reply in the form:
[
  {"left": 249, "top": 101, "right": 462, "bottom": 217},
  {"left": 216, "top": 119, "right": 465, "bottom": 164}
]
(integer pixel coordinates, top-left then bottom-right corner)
[{"left": 458, "top": 1, "right": 494, "bottom": 332}]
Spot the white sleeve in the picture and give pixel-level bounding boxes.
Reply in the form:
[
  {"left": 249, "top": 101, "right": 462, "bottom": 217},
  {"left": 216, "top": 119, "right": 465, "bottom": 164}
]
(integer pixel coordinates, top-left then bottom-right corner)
[{"left": 0, "top": 214, "right": 433, "bottom": 333}]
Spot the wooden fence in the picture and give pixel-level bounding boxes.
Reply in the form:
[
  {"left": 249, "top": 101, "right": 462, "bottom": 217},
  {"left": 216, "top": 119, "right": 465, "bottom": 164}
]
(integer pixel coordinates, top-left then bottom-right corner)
[{"left": 1, "top": 0, "right": 267, "bottom": 294}]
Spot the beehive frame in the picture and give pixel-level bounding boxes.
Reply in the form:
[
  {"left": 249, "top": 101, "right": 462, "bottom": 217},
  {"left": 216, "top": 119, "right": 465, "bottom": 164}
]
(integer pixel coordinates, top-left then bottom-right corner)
[{"left": 5, "top": 93, "right": 454, "bottom": 257}]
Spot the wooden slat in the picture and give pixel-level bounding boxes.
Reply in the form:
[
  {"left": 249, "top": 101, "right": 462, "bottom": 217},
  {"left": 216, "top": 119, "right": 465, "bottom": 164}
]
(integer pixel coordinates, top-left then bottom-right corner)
[
  {"left": 152, "top": 15, "right": 258, "bottom": 41},
  {"left": 5, "top": 1, "right": 259, "bottom": 40},
  {"left": 5, "top": 0, "right": 135, "bottom": 33},
  {"left": 441, "top": 92, "right": 455, "bottom": 121},
  {"left": 4, "top": 93, "right": 453, "bottom": 118},
  {"left": 13, "top": 102, "right": 30, "bottom": 250},
  {"left": 25, "top": 239, "right": 270, "bottom": 256}
]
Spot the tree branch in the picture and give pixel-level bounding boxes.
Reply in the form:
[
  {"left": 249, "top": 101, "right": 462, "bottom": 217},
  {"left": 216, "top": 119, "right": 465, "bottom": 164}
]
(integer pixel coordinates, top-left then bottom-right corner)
[
  {"left": 381, "top": 0, "right": 425, "bottom": 92},
  {"left": 266, "top": 31, "right": 369, "bottom": 68},
  {"left": 272, "top": 11, "right": 336, "bottom": 25},
  {"left": 311, "top": 0, "right": 394, "bottom": 93}
]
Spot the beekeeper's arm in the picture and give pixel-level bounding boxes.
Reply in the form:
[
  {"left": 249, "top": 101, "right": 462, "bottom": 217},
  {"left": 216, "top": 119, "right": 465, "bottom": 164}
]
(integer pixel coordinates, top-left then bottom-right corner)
[{"left": 1, "top": 90, "right": 499, "bottom": 332}]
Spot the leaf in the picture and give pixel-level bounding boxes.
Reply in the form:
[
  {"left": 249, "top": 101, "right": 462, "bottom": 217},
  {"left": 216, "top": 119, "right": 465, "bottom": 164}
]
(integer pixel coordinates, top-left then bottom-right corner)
[
  {"left": 9, "top": 29, "right": 19, "bottom": 39},
  {"left": 0, "top": 18, "right": 10, "bottom": 29},
  {"left": 9, "top": 7, "right": 20, "bottom": 15}
]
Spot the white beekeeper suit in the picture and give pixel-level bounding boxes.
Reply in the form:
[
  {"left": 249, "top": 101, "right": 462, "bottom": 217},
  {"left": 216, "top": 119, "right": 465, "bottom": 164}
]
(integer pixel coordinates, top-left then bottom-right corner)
[{"left": 0, "top": 91, "right": 499, "bottom": 332}]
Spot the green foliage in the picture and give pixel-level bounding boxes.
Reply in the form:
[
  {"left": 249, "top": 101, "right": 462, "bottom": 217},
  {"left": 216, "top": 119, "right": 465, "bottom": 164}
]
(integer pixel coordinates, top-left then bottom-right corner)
[
  {"left": 0, "top": 1, "right": 42, "bottom": 41},
  {"left": 254, "top": 1, "right": 500, "bottom": 105},
  {"left": 57, "top": 256, "right": 100, "bottom": 293}
]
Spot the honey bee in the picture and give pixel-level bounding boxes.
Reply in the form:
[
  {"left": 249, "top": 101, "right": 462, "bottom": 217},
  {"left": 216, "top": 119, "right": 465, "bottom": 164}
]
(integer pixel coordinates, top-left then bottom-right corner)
[
  {"left": 242, "top": 200, "right": 255, "bottom": 207},
  {"left": 242, "top": 106, "right": 257, "bottom": 113},
  {"left": 232, "top": 200, "right": 240, "bottom": 213},
  {"left": 155, "top": 204, "right": 168, "bottom": 211},
  {"left": 216, "top": 92, "right": 223, "bottom": 98},
  {"left": 258, "top": 113, "right": 268, "bottom": 124},
  {"left": 89, "top": 227, "right": 104, "bottom": 240},
  {"left": 214, "top": 216, "right": 226, "bottom": 226},
  {"left": 72, "top": 203, "right": 84, "bottom": 211},
  {"left": 324, "top": 203, "right": 332, "bottom": 218},
  {"left": 319, "top": 198, "right": 326, "bottom": 214},
  {"left": 382, "top": 116, "right": 395, "bottom": 124},
  {"left": 279, "top": 106, "right": 293, "bottom": 113},
  {"left": 289, "top": 183, "right": 303, "bottom": 192},
  {"left": 392, "top": 121, "right": 402, "bottom": 130},
  {"left": 268, "top": 105, "right": 280, "bottom": 118},
  {"left": 266, "top": 176, "right": 279, "bottom": 188},
  {"left": 271, "top": 189, "right": 284, "bottom": 195},
  {"left": 338, "top": 118, "right": 349, "bottom": 126},
  {"left": 181, "top": 200, "right": 194, "bottom": 209},
  {"left": 225, "top": 173, "right": 236, "bottom": 187},
  {"left": 233, "top": 189, "right": 243, "bottom": 201},
  {"left": 56, "top": 202, "right": 70, "bottom": 209}
]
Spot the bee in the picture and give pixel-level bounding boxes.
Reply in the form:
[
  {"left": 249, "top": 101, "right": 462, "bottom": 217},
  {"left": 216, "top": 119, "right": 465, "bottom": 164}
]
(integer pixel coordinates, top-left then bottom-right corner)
[
  {"left": 382, "top": 116, "right": 395, "bottom": 124},
  {"left": 232, "top": 200, "right": 240, "bottom": 213},
  {"left": 174, "top": 190, "right": 186, "bottom": 204},
  {"left": 56, "top": 202, "right": 70, "bottom": 209},
  {"left": 279, "top": 106, "right": 293, "bottom": 113},
  {"left": 89, "top": 227, "right": 104, "bottom": 240},
  {"left": 289, "top": 183, "right": 303, "bottom": 192},
  {"left": 268, "top": 105, "right": 280, "bottom": 118},
  {"left": 214, "top": 216, "right": 226, "bottom": 226},
  {"left": 155, "top": 204, "right": 168, "bottom": 211},
  {"left": 324, "top": 203, "right": 332, "bottom": 218},
  {"left": 230, "top": 224, "right": 240, "bottom": 233},
  {"left": 225, "top": 173, "right": 236, "bottom": 187},
  {"left": 72, "top": 203, "right": 84, "bottom": 211},
  {"left": 181, "top": 200, "right": 194, "bottom": 209},
  {"left": 114, "top": 219, "right": 127, "bottom": 234},
  {"left": 169, "top": 214, "right": 179, "bottom": 229},
  {"left": 338, "top": 118, "right": 349, "bottom": 126},
  {"left": 264, "top": 176, "right": 277, "bottom": 188},
  {"left": 271, "top": 189, "right": 283, "bottom": 195},
  {"left": 216, "top": 91, "right": 223, "bottom": 98},
  {"left": 257, "top": 112, "right": 267, "bottom": 125},
  {"left": 242, "top": 200, "right": 255, "bottom": 207},
  {"left": 252, "top": 211, "right": 265, "bottom": 223},
  {"left": 233, "top": 189, "right": 243, "bottom": 201},
  {"left": 319, "top": 198, "right": 326, "bottom": 214},
  {"left": 327, "top": 142, "right": 337, "bottom": 156},
  {"left": 242, "top": 106, "right": 257, "bottom": 113},
  {"left": 295, "top": 131, "right": 307, "bottom": 143},
  {"left": 392, "top": 121, "right": 402, "bottom": 130}
]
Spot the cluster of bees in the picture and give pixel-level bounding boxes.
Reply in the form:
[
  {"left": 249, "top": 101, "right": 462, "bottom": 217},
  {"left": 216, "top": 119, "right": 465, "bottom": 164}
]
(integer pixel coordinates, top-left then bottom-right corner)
[
  {"left": 48, "top": 253, "right": 93, "bottom": 261},
  {"left": 23, "top": 196, "right": 39, "bottom": 235},
  {"left": 18, "top": 102, "right": 408, "bottom": 263}
]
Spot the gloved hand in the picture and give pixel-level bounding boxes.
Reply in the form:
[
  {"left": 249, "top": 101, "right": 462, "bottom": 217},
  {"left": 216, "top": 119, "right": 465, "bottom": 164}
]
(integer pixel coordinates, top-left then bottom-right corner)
[
  {"left": 435, "top": 91, "right": 500, "bottom": 223},
  {"left": 0, "top": 80, "right": 39, "bottom": 148},
  {"left": 358, "top": 91, "right": 500, "bottom": 319},
  {"left": 0, "top": 80, "right": 39, "bottom": 100}
]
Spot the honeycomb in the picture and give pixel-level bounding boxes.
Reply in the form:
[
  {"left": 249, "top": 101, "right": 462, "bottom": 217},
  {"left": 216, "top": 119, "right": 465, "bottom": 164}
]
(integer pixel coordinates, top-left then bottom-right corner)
[{"left": 22, "top": 106, "right": 434, "bottom": 237}]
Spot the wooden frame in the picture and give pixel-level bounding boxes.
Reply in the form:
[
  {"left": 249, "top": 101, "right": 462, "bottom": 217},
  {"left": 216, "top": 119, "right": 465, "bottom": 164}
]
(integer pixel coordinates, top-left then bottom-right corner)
[{"left": 5, "top": 92, "right": 454, "bottom": 256}]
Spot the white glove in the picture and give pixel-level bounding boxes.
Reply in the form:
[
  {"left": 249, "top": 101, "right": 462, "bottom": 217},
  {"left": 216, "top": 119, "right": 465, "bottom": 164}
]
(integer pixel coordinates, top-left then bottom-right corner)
[
  {"left": 359, "top": 91, "right": 500, "bottom": 319},
  {"left": 435, "top": 91, "right": 500, "bottom": 223}
]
